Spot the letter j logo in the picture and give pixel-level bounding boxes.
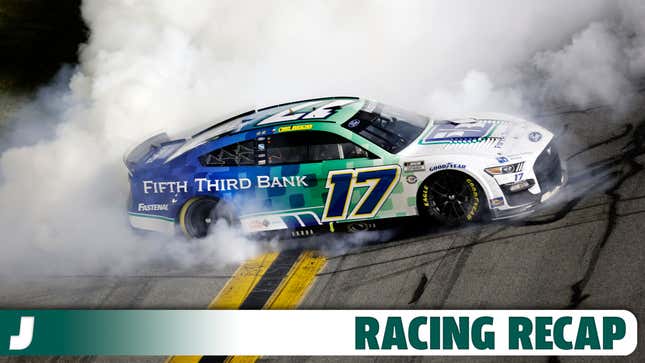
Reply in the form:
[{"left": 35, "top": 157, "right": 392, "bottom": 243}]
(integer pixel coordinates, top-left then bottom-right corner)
[{"left": 9, "top": 316, "right": 34, "bottom": 351}]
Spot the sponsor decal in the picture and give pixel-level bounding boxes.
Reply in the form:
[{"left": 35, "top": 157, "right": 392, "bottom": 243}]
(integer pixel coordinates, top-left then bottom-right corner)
[
  {"left": 144, "top": 176, "right": 310, "bottom": 194},
  {"left": 428, "top": 162, "right": 466, "bottom": 172},
  {"left": 421, "top": 120, "right": 499, "bottom": 144},
  {"left": 137, "top": 203, "right": 169, "bottom": 212},
  {"left": 406, "top": 175, "right": 418, "bottom": 184},
  {"left": 497, "top": 156, "right": 509, "bottom": 163},
  {"left": 489, "top": 197, "right": 505, "bottom": 207},
  {"left": 465, "top": 178, "right": 480, "bottom": 220},
  {"left": 277, "top": 124, "right": 313, "bottom": 133},
  {"left": 506, "top": 153, "right": 528, "bottom": 160},
  {"left": 194, "top": 175, "right": 308, "bottom": 192},
  {"left": 347, "top": 119, "right": 361, "bottom": 128},
  {"left": 142, "top": 180, "right": 188, "bottom": 194},
  {"left": 494, "top": 137, "right": 506, "bottom": 149},
  {"left": 403, "top": 160, "right": 425, "bottom": 172},
  {"left": 528, "top": 131, "right": 542, "bottom": 142},
  {"left": 246, "top": 219, "right": 272, "bottom": 231}
]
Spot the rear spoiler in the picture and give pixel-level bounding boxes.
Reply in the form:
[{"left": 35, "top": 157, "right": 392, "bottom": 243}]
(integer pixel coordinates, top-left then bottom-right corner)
[{"left": 123, "top": 132, "right": 171, "bottom": 172}]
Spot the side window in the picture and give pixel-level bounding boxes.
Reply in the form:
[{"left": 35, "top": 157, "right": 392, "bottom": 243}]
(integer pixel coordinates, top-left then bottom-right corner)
[
  {"left": 200, "top": 139, "right": 255, "bottom": 166},
  {"left": 265, "top": 133, "right": 308, "bottom": 165},
  {"left": 266, "top": 131, "right": 373, "bottom": 165},
  {"left": 340, "top": 142, "right": 370, "bottom": 159}
]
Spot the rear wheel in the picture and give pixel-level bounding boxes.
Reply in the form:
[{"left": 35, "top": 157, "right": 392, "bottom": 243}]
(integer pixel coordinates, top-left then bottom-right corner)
[
  {"left": 418, "top": 171, "right": 484, "bottom": 226},
  {"left": 179, "top": 198, "right": 237, "bottom": 238}
]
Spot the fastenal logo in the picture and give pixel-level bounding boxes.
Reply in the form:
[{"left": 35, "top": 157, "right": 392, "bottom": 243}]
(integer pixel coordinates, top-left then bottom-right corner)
[
  {"left": 137, "top": 203, "right": 169, "bottom": 212},
  {"left": 8, "top": 316, "right": 34, "bottom": 351}
]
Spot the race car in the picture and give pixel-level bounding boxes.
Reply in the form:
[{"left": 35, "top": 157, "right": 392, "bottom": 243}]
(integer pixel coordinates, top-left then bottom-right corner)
[{"left": 124, "top": 96, "right": 566, "bottom": 238}]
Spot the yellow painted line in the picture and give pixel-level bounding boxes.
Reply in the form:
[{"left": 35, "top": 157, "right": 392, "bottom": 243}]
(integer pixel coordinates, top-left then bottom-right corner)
[
  {"left": 166, "top": 251, "right": 326, "bottom": 363},
  {"left": 164, "top": 356, "right": 201, "bottom": 363},
  {"left": 226, "top": 251, "right": 327, "bottom": 363},
  {"left": 209, "top": 252, "right": 280, "bottom": 309},
  {"left": 265, "top": 250, "right": 327, "bottom": 309},
  {"left": 225, "top": 356, "right": 260, "bottom": 363},
  {"left": 166, "top": 252, "right": 279, "bottom": 363}
]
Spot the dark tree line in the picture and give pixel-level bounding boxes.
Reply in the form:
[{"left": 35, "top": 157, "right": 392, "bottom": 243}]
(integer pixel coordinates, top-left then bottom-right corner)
[{"left": 0, "top": 0, "right": 87, "bottom": 90}]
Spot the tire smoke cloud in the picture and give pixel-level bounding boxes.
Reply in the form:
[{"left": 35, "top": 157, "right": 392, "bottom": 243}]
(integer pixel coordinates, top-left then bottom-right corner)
[{"left": 1, "top": 0, "right": 644, "bottom": 276}]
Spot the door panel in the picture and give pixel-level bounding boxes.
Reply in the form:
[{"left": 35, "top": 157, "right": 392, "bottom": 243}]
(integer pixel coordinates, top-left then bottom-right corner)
[{"left": 320, "top": 158, "right": 402, "bottom": 223}]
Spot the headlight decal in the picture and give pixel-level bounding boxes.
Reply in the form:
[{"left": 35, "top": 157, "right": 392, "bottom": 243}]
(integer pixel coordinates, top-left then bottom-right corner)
[{"left": 484, "top": 162, "right": 524, "bottom": 176}]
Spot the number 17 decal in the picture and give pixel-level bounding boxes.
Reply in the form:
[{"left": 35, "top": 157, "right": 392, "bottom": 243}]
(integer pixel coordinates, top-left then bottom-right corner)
[{"left": 322, "top": 165, "right": 401, "bottom": 222}]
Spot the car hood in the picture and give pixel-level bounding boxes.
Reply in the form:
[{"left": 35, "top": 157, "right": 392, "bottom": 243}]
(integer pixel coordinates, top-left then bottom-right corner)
[{"left": 400, "top": 112, "right": 553, "bottom": 159}]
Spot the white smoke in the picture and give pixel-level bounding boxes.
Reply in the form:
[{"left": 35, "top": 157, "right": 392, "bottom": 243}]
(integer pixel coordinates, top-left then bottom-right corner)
[
  {"left": 535, "top": 22, "right": 633, "bottom": 111},
  {"left": 1, "top": 0, "right": 645, "bottom": 276}
]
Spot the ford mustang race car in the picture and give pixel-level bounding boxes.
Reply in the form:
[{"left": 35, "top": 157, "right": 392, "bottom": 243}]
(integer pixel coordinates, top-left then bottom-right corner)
[{"left": 125, "top": 97, "right": 566, "bottom": 238}]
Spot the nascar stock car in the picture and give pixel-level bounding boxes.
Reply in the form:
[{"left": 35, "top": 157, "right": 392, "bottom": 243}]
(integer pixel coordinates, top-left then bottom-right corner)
[{"left": 125, "top": 97, "right": 566, "bottom": 238}]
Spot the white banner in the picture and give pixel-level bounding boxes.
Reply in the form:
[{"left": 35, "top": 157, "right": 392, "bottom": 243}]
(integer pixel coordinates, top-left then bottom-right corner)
[{"left": 185, "top": 310, "right": 637, "bottom": 356}]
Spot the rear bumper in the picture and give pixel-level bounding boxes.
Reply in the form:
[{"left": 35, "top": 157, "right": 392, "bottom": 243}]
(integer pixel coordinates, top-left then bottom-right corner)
[{"left": 128, "top": 212, "right": 176, "bottom": 234}]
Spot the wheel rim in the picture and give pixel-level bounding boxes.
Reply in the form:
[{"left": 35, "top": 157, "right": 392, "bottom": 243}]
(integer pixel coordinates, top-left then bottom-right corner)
[
  {"left": 427, "top": 173, "right": 476, "bottom": 222},
  {"left": 185, "top": 199, "right": 218, "bottom": 238}
]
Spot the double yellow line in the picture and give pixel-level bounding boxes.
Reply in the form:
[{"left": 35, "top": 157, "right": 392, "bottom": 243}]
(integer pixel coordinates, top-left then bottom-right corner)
[
  {"left": 263, "top": 250, "right": 326, "bottom": 309},
  {"left": 166, "top": 250, "right": 326, "bottom": 363},
  {"left": 210, "top": 252, "right": 280, "bottom": 310}
]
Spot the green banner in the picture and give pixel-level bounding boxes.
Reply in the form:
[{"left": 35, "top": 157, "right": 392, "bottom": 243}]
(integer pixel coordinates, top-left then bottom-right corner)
[
  {"left": 0, "top": 310, "right": 223, "bottom": 355},
  {"left": 0, "top": 310, "right": 637, "bottom": 356}
]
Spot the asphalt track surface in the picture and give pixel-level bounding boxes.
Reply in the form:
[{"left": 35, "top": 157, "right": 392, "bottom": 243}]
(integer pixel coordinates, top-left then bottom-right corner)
[{"left": 2, "top": 92, "right": 645, "bottom": 362}]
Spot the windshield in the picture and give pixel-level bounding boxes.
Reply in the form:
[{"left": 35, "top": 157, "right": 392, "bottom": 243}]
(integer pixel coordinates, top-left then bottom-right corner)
[{"left": 342, "top": 101, "right": 429, "bottom": 153}]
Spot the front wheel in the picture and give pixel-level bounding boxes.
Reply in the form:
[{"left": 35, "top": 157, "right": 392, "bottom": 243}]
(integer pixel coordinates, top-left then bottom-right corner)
[
  {"left": 178, "top": 198, "right": 237, "bottom": 239},
  {"left": 418, "top": 171, "right": 485, "bottom": 226}
]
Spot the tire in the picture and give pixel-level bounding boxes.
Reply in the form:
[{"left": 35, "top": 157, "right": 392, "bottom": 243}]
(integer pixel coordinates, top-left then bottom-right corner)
[
  {"left": 178, "top": 197, "right": 237, "bottom": 239},
  {"left": 418, "top": 171, "right": 484, "bottom": 226}
]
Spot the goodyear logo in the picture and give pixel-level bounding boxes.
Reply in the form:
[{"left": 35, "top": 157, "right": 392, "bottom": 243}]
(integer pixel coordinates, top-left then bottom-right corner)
[{"left": 277, "top": 124, "right": 313, "bottom": 133}]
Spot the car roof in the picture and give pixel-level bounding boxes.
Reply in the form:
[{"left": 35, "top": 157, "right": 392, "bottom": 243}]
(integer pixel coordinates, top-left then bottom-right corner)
[
  {"left": 165, "top": 97, "right": 364, "bottom": 163},
  {"left": 192, "top": 96, "right": 363, "bottom": 138}
]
